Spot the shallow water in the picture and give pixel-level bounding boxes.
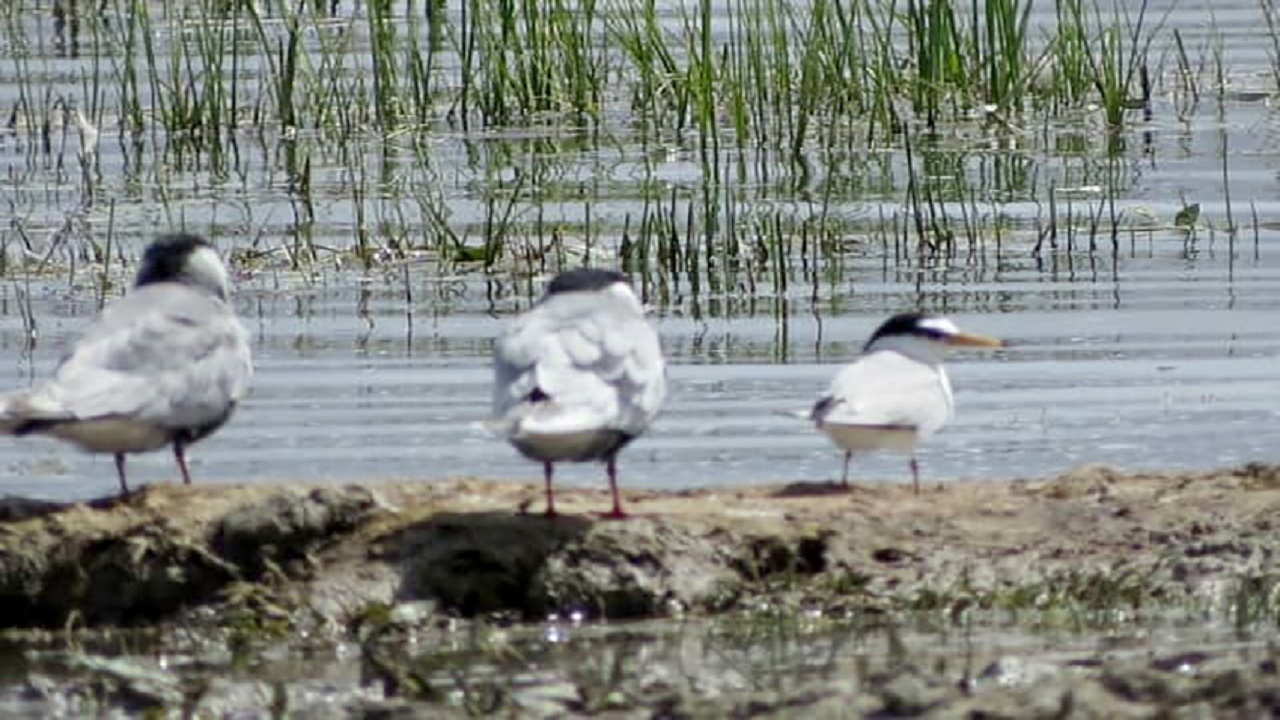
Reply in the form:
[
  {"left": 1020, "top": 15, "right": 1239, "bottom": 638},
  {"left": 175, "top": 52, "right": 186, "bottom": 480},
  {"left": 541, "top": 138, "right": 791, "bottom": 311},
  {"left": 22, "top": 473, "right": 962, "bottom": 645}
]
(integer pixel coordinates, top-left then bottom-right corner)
[
  {"left": 3, "top": 252, "right": 1278, "bottom": 500},
  {"left": 0, "top": 611, "right": 1272, "bottom": 716},
  {"left": 0, "top": 0, "right": 1279, "bottom": 500}
]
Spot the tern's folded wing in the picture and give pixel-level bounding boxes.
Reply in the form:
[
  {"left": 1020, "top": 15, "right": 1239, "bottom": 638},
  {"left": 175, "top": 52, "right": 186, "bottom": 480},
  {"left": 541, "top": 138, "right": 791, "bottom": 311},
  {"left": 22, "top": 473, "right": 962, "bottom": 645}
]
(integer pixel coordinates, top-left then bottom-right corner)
[
  {"left": 814, "top": 351, "right": 952, "bottom": 433},
  {"left": 42, "top": 285, "right": 252, "bottom": 429},
  {"left": 493, "top": 295, "right": 665, "bottom": 436}
]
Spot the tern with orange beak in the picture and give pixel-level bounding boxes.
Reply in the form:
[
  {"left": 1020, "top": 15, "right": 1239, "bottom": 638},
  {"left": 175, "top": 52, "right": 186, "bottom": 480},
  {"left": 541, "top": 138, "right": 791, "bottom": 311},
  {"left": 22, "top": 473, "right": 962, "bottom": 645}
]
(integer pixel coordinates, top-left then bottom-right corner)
[{"left": 809, "top": 313, "right": 1002, "bottom": 493}]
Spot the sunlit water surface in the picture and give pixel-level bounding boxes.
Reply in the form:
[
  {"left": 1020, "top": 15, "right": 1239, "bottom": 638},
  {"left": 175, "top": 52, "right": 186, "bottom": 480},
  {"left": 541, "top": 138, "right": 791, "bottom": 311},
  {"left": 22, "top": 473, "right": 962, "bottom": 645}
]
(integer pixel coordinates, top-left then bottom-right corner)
[{"left": 2, "top": 252, "right": 1277, "bottom": 500}]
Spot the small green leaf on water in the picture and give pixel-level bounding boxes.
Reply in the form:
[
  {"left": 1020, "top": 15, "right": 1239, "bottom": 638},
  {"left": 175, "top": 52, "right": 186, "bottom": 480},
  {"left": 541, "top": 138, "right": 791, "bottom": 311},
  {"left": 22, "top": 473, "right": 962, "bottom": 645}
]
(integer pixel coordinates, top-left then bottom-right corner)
[
  {"left": 1175, "top": 203, "right": 1200, "bottom": 228},
  {"left": 453, "top": 245, "right": 489, "bottom": 262}
]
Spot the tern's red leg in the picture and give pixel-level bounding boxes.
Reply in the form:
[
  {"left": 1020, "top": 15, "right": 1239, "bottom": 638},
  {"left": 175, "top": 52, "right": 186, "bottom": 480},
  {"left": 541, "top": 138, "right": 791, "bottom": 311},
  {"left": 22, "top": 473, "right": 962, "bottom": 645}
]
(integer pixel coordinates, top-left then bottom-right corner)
[
  {"left": 543, "top": 461, "right": 557, "bottom": 518},
  {"left": 173, "top": 441, "right": 193, "bottom": 485},
  {"left": 114, "top": 453, "right": 130, "bottom": 495},
  {"left": 841, "top": 451, "right": 852, "bottom": 487},
  {"left": 909, "top": 457, "right": 920, "bottom": 496},
  {"left": 599, "top": 455, "right": 628, "bottom": 519}
]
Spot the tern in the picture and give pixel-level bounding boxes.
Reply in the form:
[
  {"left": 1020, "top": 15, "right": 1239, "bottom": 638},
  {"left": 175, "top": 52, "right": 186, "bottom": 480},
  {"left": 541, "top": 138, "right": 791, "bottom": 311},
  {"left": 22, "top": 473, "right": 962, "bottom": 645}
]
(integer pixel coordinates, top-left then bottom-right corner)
[
  {"left": 492, "top": 268, "right": 666, "bottom": 518},
  {"left": 809, "top": 313, "right": 1002, "bottom": 494},
  {"left": 0, "top": 233, "right": 253, "bottom": 495}
]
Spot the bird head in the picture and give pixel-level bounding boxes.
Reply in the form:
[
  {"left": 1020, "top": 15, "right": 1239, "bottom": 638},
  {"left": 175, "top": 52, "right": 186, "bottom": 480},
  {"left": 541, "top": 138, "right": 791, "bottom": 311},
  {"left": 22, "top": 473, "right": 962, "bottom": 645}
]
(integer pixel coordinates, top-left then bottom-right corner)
[
  {"left": 543, "top": 268, "right": 642, "bottom": 314},
  {"left": 135, "top": 234, "right": 231, "bottom": 300},
  {"left": 865, "top": 313, "right": 1003, "bottom": 363}
]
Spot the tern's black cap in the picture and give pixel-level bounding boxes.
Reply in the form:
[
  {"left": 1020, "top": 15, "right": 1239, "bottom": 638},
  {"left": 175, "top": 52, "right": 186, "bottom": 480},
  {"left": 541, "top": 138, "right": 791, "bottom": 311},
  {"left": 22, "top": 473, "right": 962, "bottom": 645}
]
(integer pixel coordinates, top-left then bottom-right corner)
[
  {"left": 865, "top": 312, "right": 951, "bottom": 349},
  {"left": 135, "top": 233, "right": 214, "bottom": 287},
  {"left": 545, "top": 268, "right": 629, "bottom": 296}
]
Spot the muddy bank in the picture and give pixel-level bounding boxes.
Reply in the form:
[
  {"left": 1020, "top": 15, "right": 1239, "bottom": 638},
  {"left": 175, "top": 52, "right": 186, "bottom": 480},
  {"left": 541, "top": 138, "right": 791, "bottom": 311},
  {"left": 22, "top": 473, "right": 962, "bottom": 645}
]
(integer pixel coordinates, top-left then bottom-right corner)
[
  {"left": 2, "top": 463, "right": 1280, "bottom": 628},
  {"left": 3, "top": 464, "right": 1280, "bottom": 716}
]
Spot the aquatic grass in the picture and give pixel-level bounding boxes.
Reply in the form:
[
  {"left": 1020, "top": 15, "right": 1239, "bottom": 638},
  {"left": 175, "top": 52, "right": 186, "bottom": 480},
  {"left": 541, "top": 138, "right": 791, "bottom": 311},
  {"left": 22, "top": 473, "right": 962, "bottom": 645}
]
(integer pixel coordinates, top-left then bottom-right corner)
[
  {"left": 1263, "top": 0, "right": 1280, "bottom": 91},
  {"left": 459, "top": 0, "right": 606, "bottom": 127},
  {"left": 1082, "top": 0, "right": 1160, "bottom": 134},
  {"left": 974, "top": 0, "right": 1035, "bottom": 113},
  {"left": 812, "top": 0, "right": 880, "bottom": 126},
  {"left": 399, "top": 0, "right": 446, "bottom": 128},
  {"left": 1169, "top": 29, "right": 1203, "bottom": 121},
  {"left": 354, "top": 0, "right": 447, "bottom": 132},
  {"left": 306, "top": 16, "right": 373, "bottom": 140},
  {"left": 903, "top": 0, "right": 967, "bottom": 128},
  {"left": 1043, "top": 0, "right": 1094, "bottom": 109},
  {"left": 604, "top": 0, "right": 688, "bottom": 133},
  {"left": 720, "top": 0, "right": 863, "bottom": 161},
  {"left": 150, "top": 0, "right": 251, "bottom": 173},
  {"left": 367, "top": 0, "right": 401, "bottom": 128},
  {"left": 606, "top": 0, "right": 899, "bottom": 154},
  {"left": 94, "top": 0, "right": 151, "bottom": 147},
  {"left": 679, "top": 0, "right": 720, "bottom": 177},
  {"left": 245, "top": 0, "right": 304, "bottom": 134},
  {"left": 1, "top": 0, "right": 43, "bottom": 157},
  {"left": 722, "top": 0, "right": 767, "bottom": 152},
  {"left": 0, "top": 0, "right": 1219, "bottom": 285}
]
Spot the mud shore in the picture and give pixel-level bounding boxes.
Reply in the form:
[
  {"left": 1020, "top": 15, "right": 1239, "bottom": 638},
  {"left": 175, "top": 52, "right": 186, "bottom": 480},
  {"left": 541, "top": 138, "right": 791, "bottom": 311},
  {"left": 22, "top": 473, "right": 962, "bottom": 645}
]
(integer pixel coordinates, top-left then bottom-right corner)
[{"left": 3, "top": 464, "right": 1280, "bottom": 716}]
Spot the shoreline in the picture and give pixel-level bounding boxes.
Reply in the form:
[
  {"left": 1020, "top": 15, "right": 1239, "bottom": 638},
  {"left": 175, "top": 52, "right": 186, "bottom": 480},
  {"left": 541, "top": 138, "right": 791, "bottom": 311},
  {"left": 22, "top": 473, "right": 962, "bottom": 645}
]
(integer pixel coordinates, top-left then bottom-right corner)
[
  {"left": 2, "top": 463, "right": 1277, "bottom": 630},
  {"left": 4, "top": 464, "right": 1280, "bottom": 716}
]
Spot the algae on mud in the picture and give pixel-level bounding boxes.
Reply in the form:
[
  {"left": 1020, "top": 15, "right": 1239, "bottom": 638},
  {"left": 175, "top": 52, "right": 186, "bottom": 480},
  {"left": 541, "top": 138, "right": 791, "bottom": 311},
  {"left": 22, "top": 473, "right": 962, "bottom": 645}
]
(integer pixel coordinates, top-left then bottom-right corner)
[{"left": 2, "top": 466, "right": 1280, "bottom": 714}]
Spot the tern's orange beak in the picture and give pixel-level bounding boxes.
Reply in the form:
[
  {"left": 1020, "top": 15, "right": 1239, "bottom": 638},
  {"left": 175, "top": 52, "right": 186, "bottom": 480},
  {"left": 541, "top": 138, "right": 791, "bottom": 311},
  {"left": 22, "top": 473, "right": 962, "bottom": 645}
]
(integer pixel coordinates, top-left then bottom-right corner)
[{"left": 945, "top": 332, "right": 1004, "bottom": 348}]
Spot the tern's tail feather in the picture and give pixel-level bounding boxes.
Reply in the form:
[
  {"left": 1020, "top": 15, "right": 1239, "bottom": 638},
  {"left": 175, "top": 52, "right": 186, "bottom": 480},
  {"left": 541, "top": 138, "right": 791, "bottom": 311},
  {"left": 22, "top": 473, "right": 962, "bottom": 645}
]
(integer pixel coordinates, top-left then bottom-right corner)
[
  {"left": 475, "top": 418, "right": 510, "bottom": 437},
  {"left": 0, "top": 390, "right": 34, "bottom": 433},
  {"left": 495, "top": 401, "right": 616, "bottom": 440},
  {"left": 0, "top": 388, "right": 71, "bottom": 434}
]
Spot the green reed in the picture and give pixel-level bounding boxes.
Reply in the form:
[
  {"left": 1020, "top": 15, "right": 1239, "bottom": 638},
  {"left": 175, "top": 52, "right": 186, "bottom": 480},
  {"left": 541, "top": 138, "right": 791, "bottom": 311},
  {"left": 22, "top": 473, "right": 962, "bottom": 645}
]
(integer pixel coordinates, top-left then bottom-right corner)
[
  {"left": 404, "top": 0, "right": 447, "bottom": 127},
  {"left": 22, "top": 0, "right": 1165, "bottom": 155},
  {"left": 246, "top": 0, "right": 303, "bottom": 133},
  {"left": 1264, "top": 0, "right": 1280, "bottom": 90},
  {"left": 975, "top": 0, "right": 1034, "bottom": 112},
  {"left": 786, "top": 0, "right": 879, "bottom": 153},
  {"left": 366, "top": 0, "right": 400, "bottom": 128},
  {"left": 1, "top": 1, "right": 39, "bottom": 150},
  {"left": 0, "top": 0, "right": 1209, "bottom": 289},
  {"left": 605, "top": 0, "right": 688, "bottom": 133},
  {"left": 1083, "top": 0, "right": 1157, "bottom": 132},
  {"left": 903, "top": 0, "right": 966, "bottom": 128},
  {"left": 1043, "top": 0, "right": 1092, "bottom": 109},
  {"left": 459, "top": 0, "right": 605, "bottom": 126}
]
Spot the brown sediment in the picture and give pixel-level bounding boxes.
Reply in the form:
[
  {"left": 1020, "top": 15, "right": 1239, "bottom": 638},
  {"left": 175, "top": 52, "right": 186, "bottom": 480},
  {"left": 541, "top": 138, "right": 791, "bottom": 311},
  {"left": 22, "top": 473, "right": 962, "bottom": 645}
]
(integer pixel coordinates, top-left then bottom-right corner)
[
  {"left": 5, "top": 464, "right": 1280, "bottom": 717},
  {"left": 1, "top": 463, "right": 1277, "bottom": 629}
]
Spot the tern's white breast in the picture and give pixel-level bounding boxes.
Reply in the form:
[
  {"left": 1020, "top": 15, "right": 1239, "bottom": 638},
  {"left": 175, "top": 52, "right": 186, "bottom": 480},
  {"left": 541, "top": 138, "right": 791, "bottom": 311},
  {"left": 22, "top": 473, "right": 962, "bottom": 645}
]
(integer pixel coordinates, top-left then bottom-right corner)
[{"left": 818, "top": 423, "right": 920, "bottom": 455}]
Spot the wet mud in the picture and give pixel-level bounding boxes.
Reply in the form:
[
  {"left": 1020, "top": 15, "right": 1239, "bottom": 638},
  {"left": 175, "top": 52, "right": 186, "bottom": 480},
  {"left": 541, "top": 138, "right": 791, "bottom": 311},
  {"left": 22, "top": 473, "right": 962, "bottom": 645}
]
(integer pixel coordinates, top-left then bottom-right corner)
[{"left": 2, "top": 463, "right": 1280, "bottom": 716}]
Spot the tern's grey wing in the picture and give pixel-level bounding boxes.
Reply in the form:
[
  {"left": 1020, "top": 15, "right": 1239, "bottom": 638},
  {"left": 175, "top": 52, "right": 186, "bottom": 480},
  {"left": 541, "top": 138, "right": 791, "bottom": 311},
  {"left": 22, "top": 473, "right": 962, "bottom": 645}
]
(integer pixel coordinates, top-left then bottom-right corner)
[
  {"left": 494, "top": 293, "right": 665, "bottom": 437},
  {"left": 813, "top": 350, "right": 952, "bottom": 435},
  {"left": 33, "top": 283, "right": 252, "bottom": 429}
]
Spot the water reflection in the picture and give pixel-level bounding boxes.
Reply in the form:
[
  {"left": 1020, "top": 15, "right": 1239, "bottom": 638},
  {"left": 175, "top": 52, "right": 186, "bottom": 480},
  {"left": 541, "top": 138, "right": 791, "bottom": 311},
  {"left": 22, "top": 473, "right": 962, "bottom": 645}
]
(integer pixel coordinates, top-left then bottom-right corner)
[{"left": 2, "top": 610, "right": 1268, "bottom": 716}]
